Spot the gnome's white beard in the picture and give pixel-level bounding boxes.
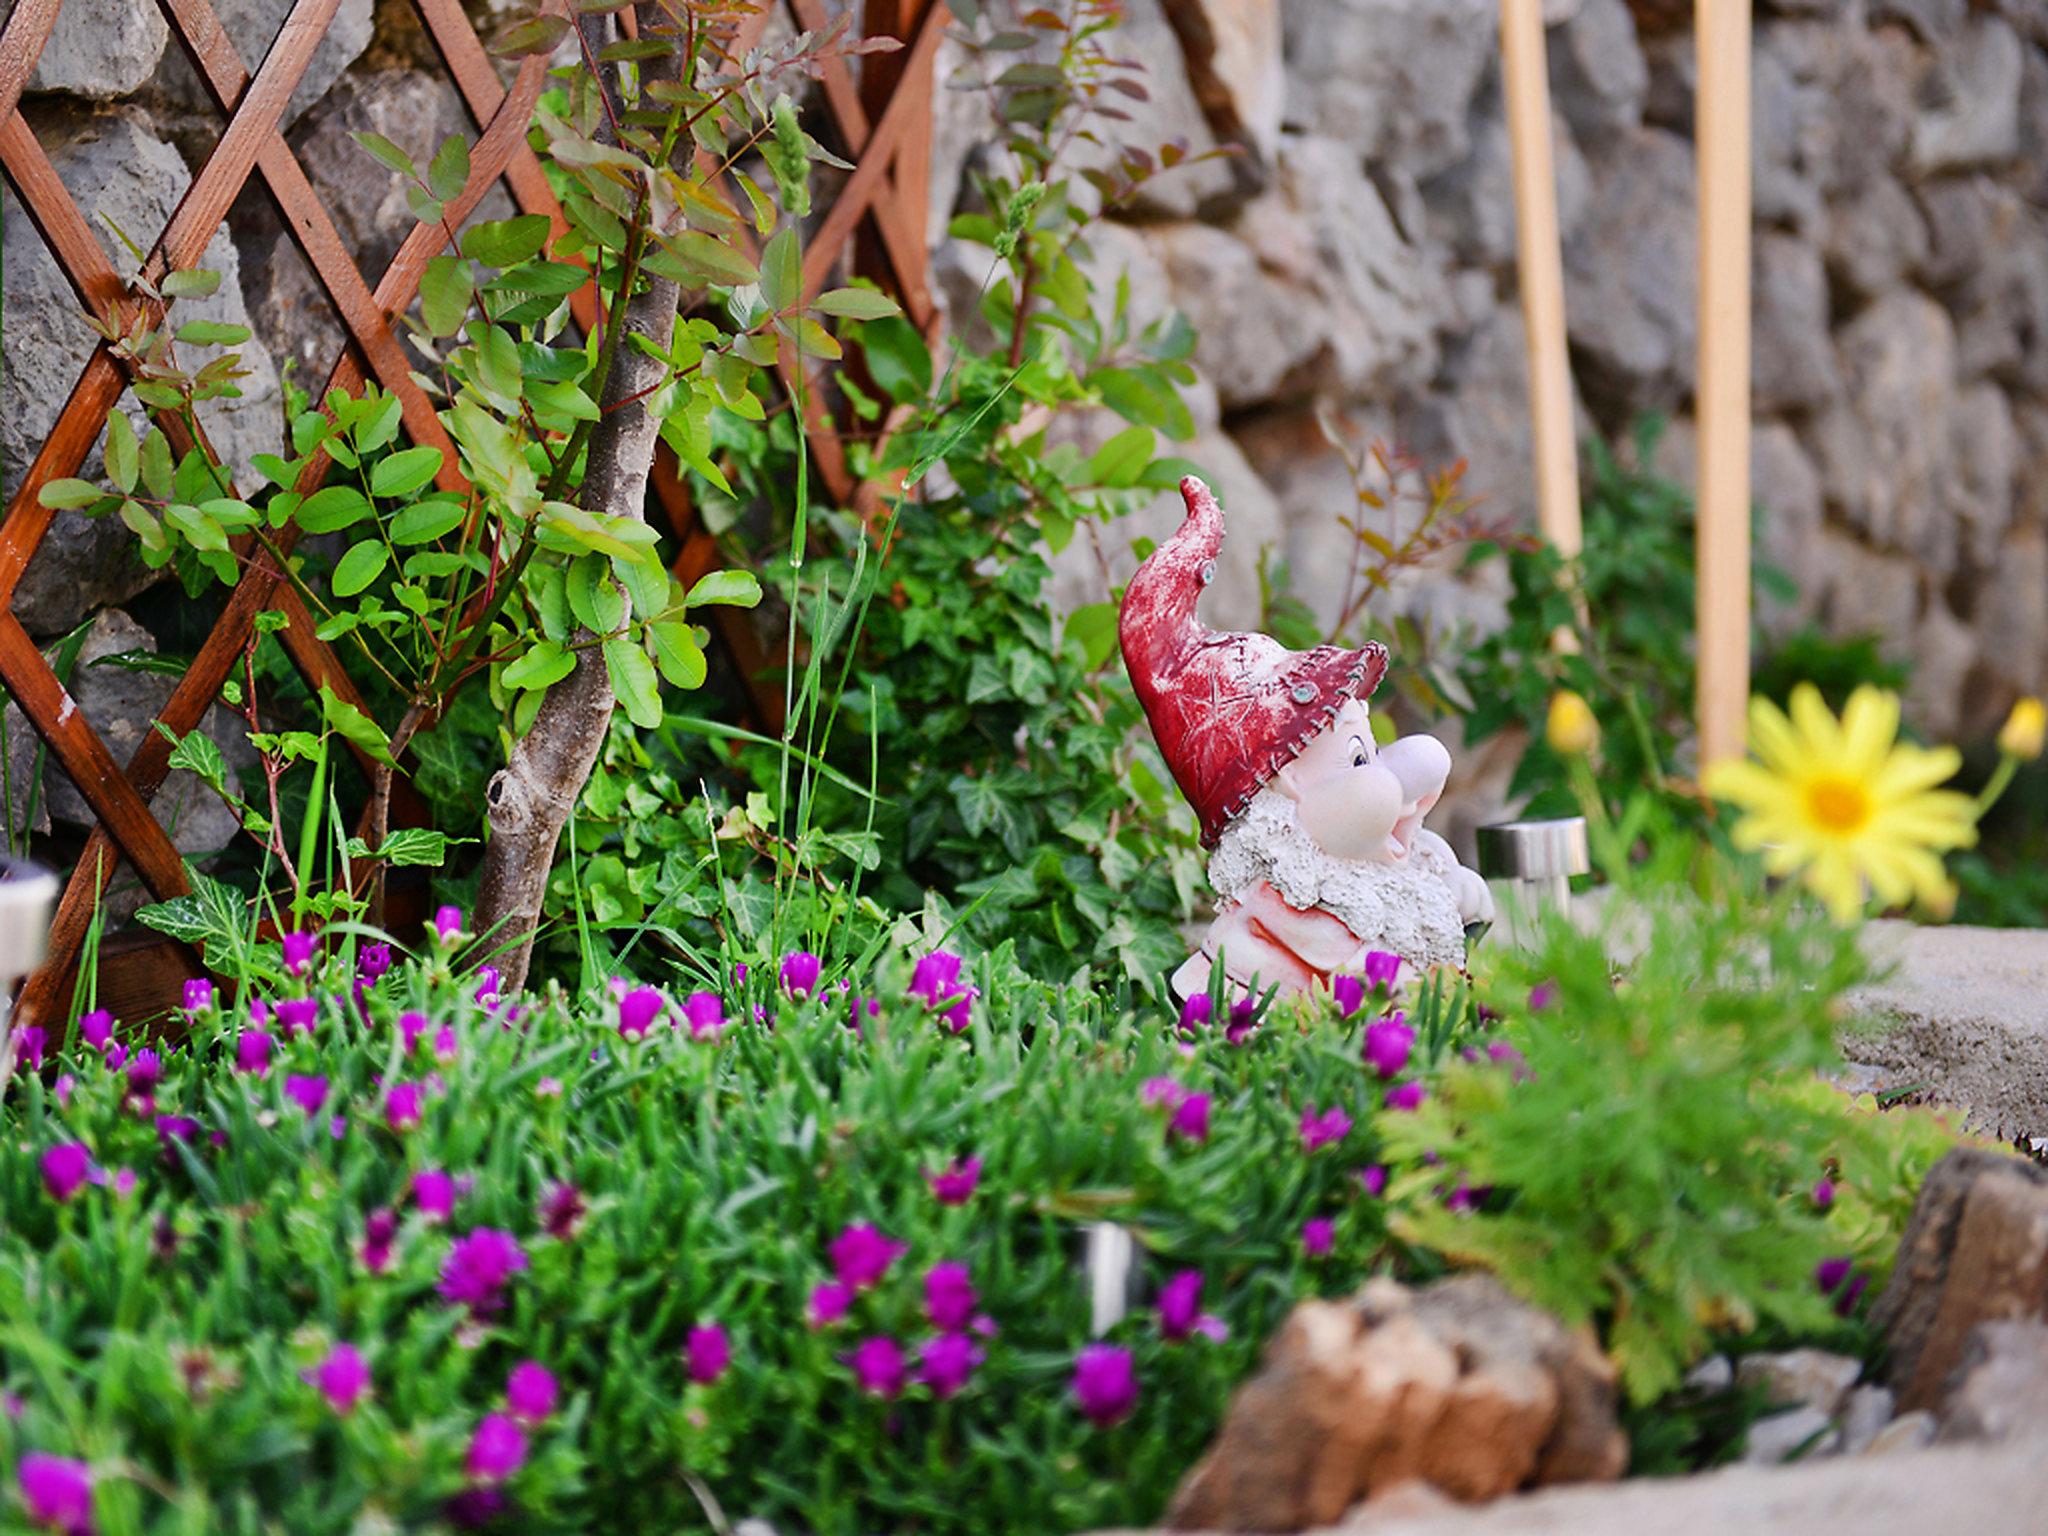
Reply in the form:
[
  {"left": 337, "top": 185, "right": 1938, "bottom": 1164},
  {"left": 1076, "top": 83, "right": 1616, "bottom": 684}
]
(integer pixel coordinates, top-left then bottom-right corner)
[{"left": 1207, "top": 790, "right": 1469, "bottom": 972}]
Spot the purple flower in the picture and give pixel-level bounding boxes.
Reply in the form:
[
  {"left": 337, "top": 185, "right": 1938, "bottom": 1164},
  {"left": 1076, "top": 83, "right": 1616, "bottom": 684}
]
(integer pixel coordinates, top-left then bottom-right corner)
[
  {"left": 125, "top": 1049, "right": 163, "bottom": 1095},
  {"left": 413, "top": 1168, "right": 459, "bottom": 1223},
  {"left": 357, "top": 942, "right": 392, "bottom": 983},
  {"left": 924, "top": 1262, "right": 977, "bottom": 1331},
  {"left": 465, "top": 1413, "right": 528, "bottom": 1484},
  {"left": 1485, "top": 1039, "right": 1530, "bottom": 1079},
  {"left": 1158, "top": 1269, "right": 1227, "bottom": 1343},
  {"left": 432, "top": 1026, "right": 459, "bottom": 1064},
  {"left": 1330, "top": 975, "right": 1365, "bottom": 1019},
  {"left": 1362, "top": 950, "right": 1402, "bottom": 991},
  {"left": 399, "top": 1011, "right": 429, "bottom": 1053},
  {"left": 1356, "top": 1164, "right": 1389, "bottom": 1198},
  {"left": 77, "top": 1010, "right": 113, "bottom": 1051},
  {"left": 438, "top": 1228, "right": 528, "bottom": 1315},
  {"left": 924, "top": 1156, "right": 982, "bottom": 1205},
  {"left": 1383, "top": 1080, "right": 1426, "bottom": 1112},
  {"left": 1362, "top": 1015, "right": 1415, "bottom": 1079},
  {"left": 685, "top": 1323, "right": 731, "bottom": 1385},
  {"left": 282, "top": 929, "right": 318, "bottom": 976},
  {"left": 17, "top": 1452, "right": 93, "bottom": 1535},
  {"left": 472, "top": 966, "right": 502, "bottom": 1010},
  {"left": 306, "top": 1343, "right": 371, "bottom": 1414},
  {"left": 1169, "top": 1091, "right": 1212, "bottom": 1143},
  {"left": 1815, "top": 1255, "right": 1853, "bottom": 1293},
  {"left": 1299, "top": 1104, "right": 1354, "bottom": 1154},
  {"left": 362, "top": 1207, "right": 398, "bottom": 1274},
  {"left": 808, "top": 1281, "right": 854, "bottom": 1329},
  {"left": 155, "top": 1115, "right": 201, "bottom": 1146},
  {"left": 14, "top": 1025, "right": 45, "bottom": 1072},
  {"left": 1225, "top": 997, "right": 1260, "bottom": 1045},
  {"left": 182, "top": 977, "right": 214, "bottom": 1016},
  {"left": 1529, "top": 981, "right": 1558, "bottom": 1012},
  {"left": 235, "top": 1031, "right": 274, "bottom": 1076},
  {"left": 917, "top": 1332, "right": 984, "bottom": 1399},
  {"left": 284, "top": 1074, "right": 329, "bottom": 1115},
  {"left": 432, "top": 906, "right": 466, "bottom": 946},
  {"left": 275, "top": 998, "right": 318, "bottom": 1039},
  {"left": 1177, "top": 993, "right": 1214, "bottom": 1035},
  {"left": 1813, "top": 1177, "right": 1836, "bottom": 1210},
  {"left": 616, "top": 986, "right": 665, "bottom": 1042},
  {"left": 908, "top": 950, "right": 975, "bottom": 1032},
  {"left": 385, "top": 1081, "right": 424, "bottom": 1132},
  {"left": 830, "top": 1222, "right": 905, "bottom": 1291},
  {"left": 680, "top": 992, "right": 726, "bottom": 1041},
  {"left": 539, "top": 1181, "right": 586, "bottom": 1241},
  {"left": 506, "top": 1361, "right": 558, "bottom": 1424},
  {"left": 41, "top": 1143, "right": 92, "bottom": 1203},
  {"left": 1141, "top": 1077, "right": 1185, "bottom": 1110},
  {"left": 1072, "top": 1344, "right": 1137, "bottom": 1427},
  {"left": 1302, "top": 1218, "right": 1336, "bottom": 1257},
  {"left": 847, "top": 1336, "right": 906, "bottom": 1398},
  {"left": 779, "top": 950, "right": 822, "bottom": 1000}
]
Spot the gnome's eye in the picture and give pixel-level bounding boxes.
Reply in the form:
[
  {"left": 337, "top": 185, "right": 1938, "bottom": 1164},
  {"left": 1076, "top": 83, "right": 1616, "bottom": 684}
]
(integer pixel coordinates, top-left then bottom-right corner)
[{"left": 1349, "top": 736, "right": 1370, "bottom": 767}]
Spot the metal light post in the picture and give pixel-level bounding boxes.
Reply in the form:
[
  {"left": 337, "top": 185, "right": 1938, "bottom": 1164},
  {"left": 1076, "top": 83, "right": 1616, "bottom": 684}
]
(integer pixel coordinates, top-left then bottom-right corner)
[
  {"left": 1, "top": 858, "right": 61, "bottom": 1087},
  {"left": 1476, "top": 818, "right": 1590, "bottom": 948}
]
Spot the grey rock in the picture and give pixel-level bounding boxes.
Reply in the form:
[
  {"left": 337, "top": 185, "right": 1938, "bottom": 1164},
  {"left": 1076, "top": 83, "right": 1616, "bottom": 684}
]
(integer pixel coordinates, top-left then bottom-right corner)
[
  {"left": 1952, "top": 383, "right": 2017, "bottom": 568},
  {"left": 1735, "top": 1349, "right": 1863, "bottom": 1417},
  {"left": 1912, "top": 19, "right": 2024, "bottom": 173},
  {"left": 1752, "top": 233, "right": 1841, "bottom": 412},
  {"left": 1823, "top": 177, "right": 1930, "bottom": 304},
  {"left": 152, "top": 0, "right": 375, "bottom": 131},
  {"left": 1740, "top": 1405, "right": 1841, "bottom": 1464},
  {"left": 1683, "top": 1354, "right": 1734, "bottom": 1394},
  {"left": 1938, "top": 1320, "right": 2048, "bottom": 1444},
  {"left": 1424, "top": 96, "right": 1591, "bottom": 267},
  {"left": 1747, "top": 30, "right": 1826, "bottom": 231},
  {"left": 1281, "top": 0, "right": 1497, "bottom": 181},
  {"left": 1811, "top": 529, "right": 1919, "bottom": 643},
  {"left": 1754, "top": 421, "right": 1826, "bottom": 638},
  {"left": 1, "top": 114, "right": 281, "bottom": 635},
  {"left": 1762, "top": 20, "right": 1923, "bottom": 201},
  {"left": 1838, "top": 1385, "right": 1896, "bottom": 1455},
  {"left": 1161, "top": 0, "right": 1286, "bottom": 164},
  {"left": 2, "top": 694, "right": 51, "bottom": 845},
  {"left": 1563, "top": 126, "right": 1696, "bottom": 415},
  {"left": 1906, "top": 598, "right": 1976, "bottom": 741},
  {"left": 1546, "top": 0, "right": 1647, "bottom": 143},
  {"left": 18, "top": 0, "right": 168, "bottom": 100},
  {"left": 1863, "top": 1409, "right": 1938, "bottom": 1456},
  {"left": 1872, "top": 0, "right": 1968, "bottom": 38},
  {"left": 1065, "top": 0, "right": 1238, "bottom": 219},
  {"left": 1974, "top": 527, "right": 2048, "bottom": 701}
]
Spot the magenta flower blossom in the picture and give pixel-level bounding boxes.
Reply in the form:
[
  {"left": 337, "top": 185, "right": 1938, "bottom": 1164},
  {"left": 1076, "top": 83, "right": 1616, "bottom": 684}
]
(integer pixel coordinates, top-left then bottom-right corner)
[
  {"left": 413, "top": 1169, "right": 459, "bottom": 1223},
  {"left": 284, "top": 1075, "right": 328, "bottom": 1115},
  {"left": 1356, "top": 1164, "right": 1389, "bottom": 1198},
  {"left": 506, "top": 1361, "right": 558, "bottom": 1424},
  {"left": 362, "top": 1207, "right": 398, "bottom": 1274},
  {"left": 102, "top": 1043, "right": 127, "bottom": 1073},
  {"left": 829, "top": 1222, "right": 905, "bottom": 1291},
  {"left": 1156, "top": 1269, "right": 1227, "bottom": 1342},
  {"left": 465, "top": 1413, "right": 528, "bottom": 1484},
  {"left": 1302, "top": 1218, "right": 1336, "bottom": 1256},
  {"left": 306, "top": 1343, "right": 371, "bottom": 1414},
  {"left": 235, "top": 1031, "right": 274, "bottom": 1076},
  {"left": 1298, "top": 1104, "right": 1354, "bottom": 1153},
  {"left": 1072, "top": 1344, "right": 1137, "bottom": 1427},
  {"left": 125, "top": 1049, "right": 162, "bottom": 1094},
  {"left": 385, "top": 1081, "right": 424, "bottom": 1132},
  {"left": 431, "top": 906, "right": 466, "bottom": 945},
  {"left": 399, "top": 1011, "right": 429, "bottom": 1053},
  {"left": 14, "top": 1025, "right": 45, "bottom": 1071},
  {"left": 1330, "top": 974, "right": 1365, "bottom": 1019},
  {"left": 1177, "top": 992, "right": 1213, "bottom": 1035},
  {"left": 154, "top": 1115, "right": 201, "bottom": 1147},
  {"left": 1485, "top": 1039, "right": 1530, "bottom": 1079},
  {"left": 275, "top": 998, "right": 317, "bottom": 1039},
  {"left": 847, "top": 1336, "right": 906, "bottom": 1398},
  {"left": 78, "top": 1009, "right": 113, "bottom": 1051},
  {"left": 1384, "top": 1080, "right": 1427, "bottom": 1112},
  {"left": 779, "top": 950, "right": 822, "bottom": 1000},
  {"left": 908, "top": 950, "right": 976, "bottom": 1032},
  {"left": 357, "top": 942, "right": 392, "bottom": 983},
  {"left": 446, "top": 1489, "right": 506, "bottom": 1529},
  {"left": 282, "top": 929, "right": 317, "bottom": 976},
  {"left": 924, "top": 1262, "right": 977, "bottom": 1331},
  {"left": 917, "top": 1332, "right": 985, "bottom": 1399},
  {"left": 808, "top": 1281, "right": 854, "bottom": 1329},
  {"left": 1225, "top": 997, "right": 1260, "bottom": 1044},
  {"left": 1815, "top": 1255, "right": 1852, "bottom": 1293},
  {"left": 1169, "top": 1091, "right": 1212, "bottom": 1143},
  {"left": 685, "top": 1323, "right": 731, "bottom": 1385},
  {"left": 1362, "top": 1014, "right": 1415, "bottom": 1078},
  {"left": 182, "top": 977, "right": 214, "bottom": 1016},
  {"left": 924, "top": 1155, "right": 982, "bottom": 1205},
  {"left": 17, "top": 1452, "right": 93, "bottom": 1535},
  {"left": 1529, "top": 980, "right": 1558, "bottom": 1012},
  {"left": 472, "top": 966, "right": 502, "bottom": 1010},
  {"left": 616, "top": 986, "right": 665, "bottom": 1041},
  {"left": 1141, "top": 1076, "right": 1185, "bottom": 1110},
  {"left": 680, "top": 991, "right": 726, "bottom": 1041},
  {"left": 439, "top": 1228, "right": 528, "bottom": 1315},
  {"left": 432, "top": 1026, "right": 459, "bottom": 1064},
  {"left": 1363, "top": 950, "right": 1402, "bottom": 991},
  {"left": 41, "top": 1143, "right": 92, "bottom": 1203},
  {"left": 538, "top": 1180, "right": 586, "bottom": 1241},
  {"left": 1813, "top": 1177, "right": 1836, "bottom": 1210}
]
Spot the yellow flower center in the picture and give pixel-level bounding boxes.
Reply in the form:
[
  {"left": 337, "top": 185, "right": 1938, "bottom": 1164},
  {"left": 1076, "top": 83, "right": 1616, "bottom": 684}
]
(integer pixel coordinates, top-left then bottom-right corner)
[{"left": 1804, "top": 775, "right": 1871, "bottom": 834}]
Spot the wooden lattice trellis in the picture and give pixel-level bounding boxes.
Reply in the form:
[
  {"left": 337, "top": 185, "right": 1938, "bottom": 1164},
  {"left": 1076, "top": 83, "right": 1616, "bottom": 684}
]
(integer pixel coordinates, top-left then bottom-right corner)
[{"left": 0, "top": 0, "right": 943, "bottom": 1029}]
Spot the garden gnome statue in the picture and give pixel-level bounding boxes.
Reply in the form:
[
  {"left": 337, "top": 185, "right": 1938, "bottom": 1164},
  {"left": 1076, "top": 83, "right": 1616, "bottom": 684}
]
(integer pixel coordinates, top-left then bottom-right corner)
[{"left": 1120, "top": 478, "right": 1493, "bottom": 1001}]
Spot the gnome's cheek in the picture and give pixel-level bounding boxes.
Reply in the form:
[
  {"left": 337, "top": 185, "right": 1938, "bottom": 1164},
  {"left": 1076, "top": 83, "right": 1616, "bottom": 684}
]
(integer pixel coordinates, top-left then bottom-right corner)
[{"left": 1294, "top": 765, "right": 1404, "bottom": 862}]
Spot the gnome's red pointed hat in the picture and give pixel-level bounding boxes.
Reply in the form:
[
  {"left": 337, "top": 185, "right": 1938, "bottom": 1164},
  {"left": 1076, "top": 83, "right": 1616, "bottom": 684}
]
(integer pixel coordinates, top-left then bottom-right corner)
[{"left": 1120, "top": 477, "right": 1388, "bottom": 847}]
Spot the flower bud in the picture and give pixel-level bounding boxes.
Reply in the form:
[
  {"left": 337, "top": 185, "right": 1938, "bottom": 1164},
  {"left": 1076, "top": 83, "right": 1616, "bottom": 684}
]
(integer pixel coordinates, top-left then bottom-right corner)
[
  {"left": 1545, "top": 690, "right": 1600, "bottom": 757},
  {"left": 1998, "top": 696, "right": 2045, "bottom": 761}
]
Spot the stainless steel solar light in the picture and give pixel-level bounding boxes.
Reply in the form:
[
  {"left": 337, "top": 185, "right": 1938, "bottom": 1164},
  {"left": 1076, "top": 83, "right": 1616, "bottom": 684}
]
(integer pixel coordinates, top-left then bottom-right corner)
[
  {"left": 0, "top": 857, "right": 59, "bottom": 1076},
  {"left": 1475, "top": 817, "right": 1590, "bottom": 948}
]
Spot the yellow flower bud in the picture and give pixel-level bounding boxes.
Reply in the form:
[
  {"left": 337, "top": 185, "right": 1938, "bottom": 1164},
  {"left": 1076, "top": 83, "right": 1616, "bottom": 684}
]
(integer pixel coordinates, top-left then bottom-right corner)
[
  {"left": 1998, "top": 697, "right": 2046, "bottom": 761},
  {"left": 1545, "top": 690, "right": 1600, "bottom": 757}
]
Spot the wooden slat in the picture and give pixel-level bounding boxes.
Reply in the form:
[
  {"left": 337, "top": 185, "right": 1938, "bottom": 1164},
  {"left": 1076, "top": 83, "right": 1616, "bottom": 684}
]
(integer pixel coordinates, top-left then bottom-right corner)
[{"left": 0, "top": 0, "right": 63, "bottom": 121}]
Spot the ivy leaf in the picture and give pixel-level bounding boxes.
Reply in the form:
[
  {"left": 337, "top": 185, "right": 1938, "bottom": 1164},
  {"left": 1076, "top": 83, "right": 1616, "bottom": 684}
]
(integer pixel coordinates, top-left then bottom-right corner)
[
  {"left": 332, "top": 539, "right": 390, "bottom": 597},
  {"left": 370, "top": 827, "right": 456, "bottom": 866},
  {"left": 135, "top": 870, "right": 244, "bottom": 948},
  {"left": 603, "top": 635, "right": 664, "bottom": 729},
  {"left": 319, "top": 684, "right": 395, "bottom": 767}
]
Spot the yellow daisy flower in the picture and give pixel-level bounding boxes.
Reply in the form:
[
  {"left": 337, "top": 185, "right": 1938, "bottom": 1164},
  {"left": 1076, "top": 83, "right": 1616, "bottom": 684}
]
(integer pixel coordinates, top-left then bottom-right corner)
[{"left": 1701, "top": 684, "right": 1977, "bottom": 923}]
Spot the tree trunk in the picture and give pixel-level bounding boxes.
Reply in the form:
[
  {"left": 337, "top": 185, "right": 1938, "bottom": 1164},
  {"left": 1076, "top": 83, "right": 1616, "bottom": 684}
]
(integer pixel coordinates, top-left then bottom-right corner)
[{"left": 471, "top": 13, "right": 680, "bottom": 990}]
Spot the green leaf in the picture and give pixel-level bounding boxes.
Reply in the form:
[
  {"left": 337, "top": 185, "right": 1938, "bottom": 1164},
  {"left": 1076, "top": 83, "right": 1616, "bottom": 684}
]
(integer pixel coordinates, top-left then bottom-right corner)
[
  {"left": 685, "top": 568, "right": 763, "bottom": 609},
  {"left": 161, "top": 724, "right": 231, "bottom": 797},
  {"left": 163, "top": 503, "right": 228, "bottom": 552},
  {"left": 135, "top": 869, "right": 244, "bottom": 947},
  {"left": 296, "top": 485, "right": 371, "bottom": 533},
  {"left": 332, "top": 539, "right": 390, "bottom": 596},
  {"left": 1083, "top": 425, "right": 1156, "bottom": 490},
  {"left": 175, "top": 319, "right": 252, "bottom": 346},
  {"left": 160, "top": 268, "right": 222, "bottom": 299},
  {"left": 503, "top": 638, "right": 577, "bottom": 692},
  {"left": 649, "top": 618, "right": 707, "bottom": 690},
  {"left": 351, "top": 131, "right": 417, "bottom": 179},
  {"left": 371, "top": 446, "right": 444, "bottom": 498},
  {"left": 1064, "top": 601, "right": 1120, "bottom": 672},
  {"left": 860, "top": 316, "right": 932, "bottom": 403},
  {"left": 319, "top": 684, "right": 395, "bottom": 767},
  {"left": 372, "top": 827, "right": 455, "bottom": 866},
  {"left": 104, "top": 411, "right": 138, "bottom": 494},
  {"left": 604, "top": 635, "right": 663, "bottom": 728},
  {"left": 664, "top": 231, "right": 758, "bottom": 287},
  {"left": 759, "top": 226, "right": 802, "bottom": 312},
  {"left": 420, "top": 255, "right": 473, "bottom": 337},
  {"left": 38, "top": 478, "right": 103, "bottom": 509},
  {"left": 427, "top": 134, "right": 471, "bottom": 203},
  {"left": 140, "top": 429, "right": 175, "bottom": 499},
  {"left": 389, "top": 497, "right": 466, "bottom": 545},
  {"left": 461, "top": 215, "right": 553, "bottom": 267},
  {"left": 475, "top": 324, "right": 523, "bottom": 404},
  {"left": 568, "top": 555, "right": 627, "bottom": 633},
  {"left": 812, "top": 287, "right": 902, "bottom": 321},
  {"left": 615, "top": 552, "right": 669, "bottom": 619}
]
